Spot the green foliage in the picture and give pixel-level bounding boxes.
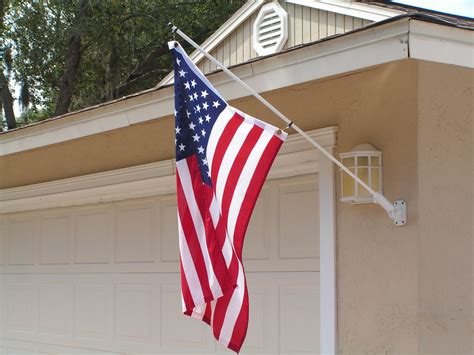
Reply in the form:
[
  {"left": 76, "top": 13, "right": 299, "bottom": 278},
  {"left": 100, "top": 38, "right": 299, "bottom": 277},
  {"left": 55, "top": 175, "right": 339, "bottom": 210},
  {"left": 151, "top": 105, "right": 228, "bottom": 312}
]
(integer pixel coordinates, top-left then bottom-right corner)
[{"left": 3, "top": 0, "right": 245, "bottom": 125}]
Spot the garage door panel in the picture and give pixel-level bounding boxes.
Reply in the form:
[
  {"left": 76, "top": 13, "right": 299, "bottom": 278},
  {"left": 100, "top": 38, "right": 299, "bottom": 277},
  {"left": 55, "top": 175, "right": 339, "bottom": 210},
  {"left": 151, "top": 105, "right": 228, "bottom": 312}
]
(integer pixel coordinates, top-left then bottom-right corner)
[
  {"left": 39, "top": 283, "right": 73, "bottom": 337},
  {"left": 74, "top": 206, "right": 111, "bottom": 264},
  {"left": 279, "top": 273, "right": 320, "bottom": 353},
  {"left": 279, "top": 179, "right": 320, "bottom": 260},
  {"left": 74, "top": 283, "right": 114, "bottom": 340},
  {"left": 115, "top": 200, "right": 156, "bottom": 263},
  {"left": 7, "top": 282, "right": 37, "bottom": 336},
  {"left": 39, "top": 213, "right": 72, "bottom": 265},
  {"left": 160, "top": 197, "right": 180, "bottom": 263},
  {"left": 241, "top": 274, "right": 279, "bottom": 354},
  {"left": 115, "top": 283, "right": 159, "bottom": 343},
  {"left": 7, "top": 217, "right": 36, "bottom": 266},
  {"left": 244, "top": 186, "right": 271, "bottom": 261}
]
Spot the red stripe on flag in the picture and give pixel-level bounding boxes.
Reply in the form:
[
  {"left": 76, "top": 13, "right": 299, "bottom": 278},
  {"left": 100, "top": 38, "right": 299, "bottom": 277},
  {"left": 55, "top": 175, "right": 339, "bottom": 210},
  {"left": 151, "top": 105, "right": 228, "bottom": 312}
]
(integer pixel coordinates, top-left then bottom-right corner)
[
  {"left": 219, "top": 125, "right": 263, "bottom": 229},
  {"left": 186, "top": 156, "right": 233, "bottom": 297},
  {"left": 177, "top": 165, "right": 215, "bottom": 306},
  {"left": 210, "top": 113, "right": 244, "bottom": 180},
  {"left": 180, "top": 260, "right": 195, "bottom": 312},
  {"left": 228, "top": 283, "right": 249, "bottom": 353},
  {"left": 232, "top": 135, "right": 283, "bottom": 257},
  {"left": 203, "top": 302, "right": 212, "bottom": 325},
  {"left": 211, "top": 255, "right": 240, "bottom": 341}
]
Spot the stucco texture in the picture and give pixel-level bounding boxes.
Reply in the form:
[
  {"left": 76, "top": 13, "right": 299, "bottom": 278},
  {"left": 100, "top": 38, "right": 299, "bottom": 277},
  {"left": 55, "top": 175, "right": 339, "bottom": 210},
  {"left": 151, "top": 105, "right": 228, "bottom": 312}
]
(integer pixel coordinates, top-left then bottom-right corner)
[
  {"left": 1, "top": 59, "right": 473, "bottom": 353},
  {"left": 417, "top": 61, "right": 473, "bottom": 354}
]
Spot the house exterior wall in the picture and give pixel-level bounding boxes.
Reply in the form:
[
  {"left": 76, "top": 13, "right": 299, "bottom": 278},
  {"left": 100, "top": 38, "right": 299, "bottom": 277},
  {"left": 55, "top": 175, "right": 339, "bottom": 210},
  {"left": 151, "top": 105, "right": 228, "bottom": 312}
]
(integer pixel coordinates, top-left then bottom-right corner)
[
  {"left": 1, "top": 59, "right": 473, "bottom": 352},
  {"left": 197, "top": 1, "right": 372, "bottom": 74},
  {"left": 416, "top": 61, "right": 473, "bottom": 353}
]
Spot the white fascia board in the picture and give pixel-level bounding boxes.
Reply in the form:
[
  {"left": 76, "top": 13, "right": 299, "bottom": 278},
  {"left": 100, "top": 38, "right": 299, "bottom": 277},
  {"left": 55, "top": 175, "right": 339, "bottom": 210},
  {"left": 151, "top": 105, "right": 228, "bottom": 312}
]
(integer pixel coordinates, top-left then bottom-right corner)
[
  {"left": 159, "top": 0, "right": 264, "bottom": 86},
  {"left": 0, "top": 19, "right": 410, "bottom": 157},
  {"left": 409, "top": 19, "right": 474, "bottom": 68},
  {"left": 0, "top": 89, "right": 175, "bottom": 155},
  {"left": 0, "top": 127, "right": 336, "bottom": 214},
  {"left": 286, "top": 0, "right": 405, "bottom": 22}
]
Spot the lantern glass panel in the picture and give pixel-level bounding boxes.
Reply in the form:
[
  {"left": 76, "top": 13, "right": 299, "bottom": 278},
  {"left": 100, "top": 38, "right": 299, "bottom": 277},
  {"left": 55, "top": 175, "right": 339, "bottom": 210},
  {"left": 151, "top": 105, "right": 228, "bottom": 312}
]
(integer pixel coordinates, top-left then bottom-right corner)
[
  {"left": 371, "top": 167, "right": 380, "bottom": 192},
  {"left": 357, "top": 167, "right": 370, "bottom": 197},
  {"left": 357, "top": 156, "right": 369, "bottom": 166},
  {"left": 342, "top": 168, "right": 355, "bottom": 197},
  {"left": 342, "top": 157, "right": 355, "bottom": 167},
  {"left": 371, "top": 156, "right": 380, "bottom": 166}
]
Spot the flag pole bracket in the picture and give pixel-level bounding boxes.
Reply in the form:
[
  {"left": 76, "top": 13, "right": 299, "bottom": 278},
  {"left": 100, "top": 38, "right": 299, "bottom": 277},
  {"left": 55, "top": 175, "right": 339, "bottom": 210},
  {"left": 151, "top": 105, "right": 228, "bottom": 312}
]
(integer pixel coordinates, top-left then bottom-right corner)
[
  {"left": 373, "top": 193, "right": 407, "bottom": 226},
  {"left": 391, "top": 200, "right": 407, "bottom": 226}
]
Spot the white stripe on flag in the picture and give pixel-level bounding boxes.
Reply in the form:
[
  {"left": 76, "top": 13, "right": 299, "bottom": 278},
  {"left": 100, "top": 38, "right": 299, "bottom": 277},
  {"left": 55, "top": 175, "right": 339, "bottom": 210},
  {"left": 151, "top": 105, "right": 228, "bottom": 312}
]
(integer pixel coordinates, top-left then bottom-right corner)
[
  {"left": 207, "top": 107, "right": 234, "bottom": 173},
  {"left": 209, "top": 194, "right": 233, "bottom": 268},
  {"left": 177, "top": 159, "right": 223, "bottom": 300},
  {"left": 192, "top": 303, "right": 207, "bottom": 320},
  {"left": 218, "top": 261, "right": 245, "bottom": 346},
  {"left": 227, "top": 129, "right": 274, "bottom": 242},
  {"left": 214, "top": 120, "right": 253, "bottom": 210},
  {"left": 178, "top": 214, "right": 205, "bottom": 308}
]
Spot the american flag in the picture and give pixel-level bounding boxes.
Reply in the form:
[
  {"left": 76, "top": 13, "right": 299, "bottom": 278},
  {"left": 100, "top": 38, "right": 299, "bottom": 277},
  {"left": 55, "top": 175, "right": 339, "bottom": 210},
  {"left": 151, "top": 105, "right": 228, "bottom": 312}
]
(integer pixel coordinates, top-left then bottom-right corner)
[{"left": 170, "top": 41, "right": 287, "bottom": 353}]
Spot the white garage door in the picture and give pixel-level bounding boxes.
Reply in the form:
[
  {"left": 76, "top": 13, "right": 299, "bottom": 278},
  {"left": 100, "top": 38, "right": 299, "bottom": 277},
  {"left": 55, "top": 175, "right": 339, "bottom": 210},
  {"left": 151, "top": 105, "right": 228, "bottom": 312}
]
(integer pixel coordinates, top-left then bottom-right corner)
[{"left": 0, "top": 172, "right": 320, "bottom": 354}]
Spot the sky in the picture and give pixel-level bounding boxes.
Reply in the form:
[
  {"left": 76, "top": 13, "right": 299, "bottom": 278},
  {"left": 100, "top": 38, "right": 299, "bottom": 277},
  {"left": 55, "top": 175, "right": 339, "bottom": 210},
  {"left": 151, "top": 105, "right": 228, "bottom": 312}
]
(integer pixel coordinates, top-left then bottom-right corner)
[{"left": 395, "top": 0, "right": 474, "bottom": 17}]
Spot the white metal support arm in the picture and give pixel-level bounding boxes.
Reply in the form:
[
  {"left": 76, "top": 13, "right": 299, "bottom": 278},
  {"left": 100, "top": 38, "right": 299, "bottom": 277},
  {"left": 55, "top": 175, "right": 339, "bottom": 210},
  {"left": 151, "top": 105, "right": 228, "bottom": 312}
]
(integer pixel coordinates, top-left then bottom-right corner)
[{"left": 168, "top": 24, "right": 407, "bottom": 226}]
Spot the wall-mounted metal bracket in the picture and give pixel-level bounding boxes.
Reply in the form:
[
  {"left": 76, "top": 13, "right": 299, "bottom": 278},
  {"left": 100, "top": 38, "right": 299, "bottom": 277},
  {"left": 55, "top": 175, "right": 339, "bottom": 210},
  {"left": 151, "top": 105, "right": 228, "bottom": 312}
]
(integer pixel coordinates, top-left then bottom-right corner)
[
  {"left": 391, "top": 200, "right": 407, "bottom": 226},
  {"left": 373, "top": 193, "right": 407, "bottom": 226}
]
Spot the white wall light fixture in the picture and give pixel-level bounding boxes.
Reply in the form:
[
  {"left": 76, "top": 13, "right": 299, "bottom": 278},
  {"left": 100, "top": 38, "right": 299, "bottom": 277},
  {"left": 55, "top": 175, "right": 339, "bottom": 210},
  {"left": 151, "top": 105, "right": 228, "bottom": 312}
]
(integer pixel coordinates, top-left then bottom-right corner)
[
  {"left": 340, "top": 143, "right": 406, "bottom": 225},
  {"left": 340, "top": 143, "right": 381, "bottom": 204},
  {"left": 253, "top": 2, "right": 288, "bottom": 56}
]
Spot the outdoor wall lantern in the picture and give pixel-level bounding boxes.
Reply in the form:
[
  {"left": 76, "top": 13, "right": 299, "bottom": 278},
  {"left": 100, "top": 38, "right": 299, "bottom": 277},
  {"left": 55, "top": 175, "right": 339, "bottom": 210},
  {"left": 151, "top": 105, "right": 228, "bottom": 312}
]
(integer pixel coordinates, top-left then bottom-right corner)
[
  {"left": 340, "top": 143, "right": 407, "bottom": 225},
  {"left": 340, "top": 143, "right": 382, "bottom": 204}
]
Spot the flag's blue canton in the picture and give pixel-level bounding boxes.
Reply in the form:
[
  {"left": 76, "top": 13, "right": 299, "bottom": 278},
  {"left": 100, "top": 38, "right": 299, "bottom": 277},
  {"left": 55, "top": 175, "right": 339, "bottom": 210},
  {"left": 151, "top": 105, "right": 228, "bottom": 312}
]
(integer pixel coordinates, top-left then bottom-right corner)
[{"left": 172, "top": 48, "right": 225, "bottom": 185}]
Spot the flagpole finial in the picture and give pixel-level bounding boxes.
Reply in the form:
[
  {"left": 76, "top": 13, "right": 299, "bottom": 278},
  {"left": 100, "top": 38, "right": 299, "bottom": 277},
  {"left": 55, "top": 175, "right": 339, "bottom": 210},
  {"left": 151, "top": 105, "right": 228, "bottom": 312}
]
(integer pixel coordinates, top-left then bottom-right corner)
[{"left": 168, "top": 22, "right": 178, "bottom": 33}]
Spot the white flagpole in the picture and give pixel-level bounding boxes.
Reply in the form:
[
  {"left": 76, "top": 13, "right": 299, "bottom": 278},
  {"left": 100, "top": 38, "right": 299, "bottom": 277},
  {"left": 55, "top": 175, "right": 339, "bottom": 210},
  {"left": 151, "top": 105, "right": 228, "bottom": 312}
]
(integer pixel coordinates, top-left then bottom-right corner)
[{"left": 169, "top": 24, "right": 406, "bottom": 225}]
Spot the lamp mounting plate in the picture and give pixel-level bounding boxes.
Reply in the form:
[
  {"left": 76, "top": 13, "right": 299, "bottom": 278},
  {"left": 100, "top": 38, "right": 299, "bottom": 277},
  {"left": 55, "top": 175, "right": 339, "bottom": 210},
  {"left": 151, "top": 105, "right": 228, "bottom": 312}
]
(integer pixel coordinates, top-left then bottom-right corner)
[{"left": 392, "top": 200, "right": 407, "bottom": 226}]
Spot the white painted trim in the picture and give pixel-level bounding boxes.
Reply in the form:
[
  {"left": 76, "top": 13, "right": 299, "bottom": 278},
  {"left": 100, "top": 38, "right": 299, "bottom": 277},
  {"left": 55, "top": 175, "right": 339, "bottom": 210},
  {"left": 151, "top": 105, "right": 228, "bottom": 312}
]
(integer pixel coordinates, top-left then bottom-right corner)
[
  {"left": 286, "top": 0, "right": 405, "bottom": 22},
  {"left": 0, "top": 127, "right": 337, "bottom": 214},
  {"left": 319, "top": 145, "right": 337, "bottom": 354},
  {"left": 409, "top": 19, "right": 474, "bottom": 69},
  {"left": 160, "top": 0, "right": 264, "bottom": 86}
]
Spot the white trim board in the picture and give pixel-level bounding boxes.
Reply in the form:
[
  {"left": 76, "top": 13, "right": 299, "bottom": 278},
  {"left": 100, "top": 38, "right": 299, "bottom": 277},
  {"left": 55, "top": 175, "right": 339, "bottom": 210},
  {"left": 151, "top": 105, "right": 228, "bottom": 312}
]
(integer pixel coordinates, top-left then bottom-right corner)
[
  {"left": 1, "top": 18, "right": 472, "bottom": 156},
  {"left": 285, "top": 0, "right": 404, "bottom": 22},
  {"left": 0, "top": 127, "right": 337, "bottom": 214}
]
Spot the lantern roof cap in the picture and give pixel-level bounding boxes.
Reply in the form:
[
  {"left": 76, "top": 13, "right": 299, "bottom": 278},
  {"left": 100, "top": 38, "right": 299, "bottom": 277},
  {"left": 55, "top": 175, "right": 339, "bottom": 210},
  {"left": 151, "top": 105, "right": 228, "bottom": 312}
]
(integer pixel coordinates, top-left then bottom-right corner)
[
  {"left": 340, "top": 143, "right": 381, "bottom": 158},
  {"left": 351, "top": 143, "right": 378, "bottom": 152}
]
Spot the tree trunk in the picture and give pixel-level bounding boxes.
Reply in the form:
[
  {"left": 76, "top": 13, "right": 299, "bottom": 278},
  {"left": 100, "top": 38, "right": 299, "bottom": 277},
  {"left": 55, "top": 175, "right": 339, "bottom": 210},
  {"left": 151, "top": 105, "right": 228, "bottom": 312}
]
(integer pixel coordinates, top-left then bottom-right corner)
[
  {"left": 1, "top": 72, "right": 16, "bottom": 130},
  {"left": 53, "top": 34, "right": 82, "bottom": 116},
  {"left": 53, "top": 0, "right": 88, "bottom": 117}
]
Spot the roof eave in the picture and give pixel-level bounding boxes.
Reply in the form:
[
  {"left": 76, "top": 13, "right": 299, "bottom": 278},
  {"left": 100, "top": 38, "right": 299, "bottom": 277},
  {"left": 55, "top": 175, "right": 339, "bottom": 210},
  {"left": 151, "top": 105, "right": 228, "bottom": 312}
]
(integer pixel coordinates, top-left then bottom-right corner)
[{"left": 1, "top": 15, "right": 472, "bottom": 155}]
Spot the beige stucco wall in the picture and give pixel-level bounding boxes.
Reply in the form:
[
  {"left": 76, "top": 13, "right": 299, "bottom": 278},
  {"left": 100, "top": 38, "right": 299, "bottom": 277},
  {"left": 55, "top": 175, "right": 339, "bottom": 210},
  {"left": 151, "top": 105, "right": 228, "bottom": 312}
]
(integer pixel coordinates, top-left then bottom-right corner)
[
  {"left": 1, "top": 59, "right": 472, "bottom": 353},
  {"left": 417, "top": 61, "right": 473, "bottom": 353}
]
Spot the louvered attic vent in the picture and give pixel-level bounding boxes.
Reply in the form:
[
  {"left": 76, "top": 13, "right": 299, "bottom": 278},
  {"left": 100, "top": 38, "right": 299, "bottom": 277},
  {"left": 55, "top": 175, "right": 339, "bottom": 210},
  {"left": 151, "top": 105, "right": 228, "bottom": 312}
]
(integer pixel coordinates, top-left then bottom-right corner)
[{"left": 253, "top": 2, "right": 288, "bottom": 56}]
